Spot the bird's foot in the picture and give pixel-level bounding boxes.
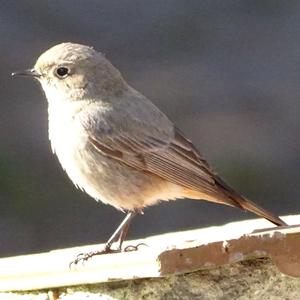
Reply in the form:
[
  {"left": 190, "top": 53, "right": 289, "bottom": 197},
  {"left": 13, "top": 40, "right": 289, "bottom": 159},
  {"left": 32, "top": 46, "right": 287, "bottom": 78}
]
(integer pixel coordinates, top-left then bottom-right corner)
[
  {"left": 124, "top": 242, "right": 148, "bottom": 252},
  {"left": 69, "top": 242, "right": 148, "bottom": 267},
  {"left": 69, "top": 246, "right": 120, "bottom": 267}
]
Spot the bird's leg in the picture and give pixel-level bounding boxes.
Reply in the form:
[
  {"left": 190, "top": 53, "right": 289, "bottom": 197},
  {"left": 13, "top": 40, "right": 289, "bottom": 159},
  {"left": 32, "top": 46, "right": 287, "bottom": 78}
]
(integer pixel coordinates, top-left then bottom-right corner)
[
  {"left": 70, "top": 211, "right": 137, "bottom": 266},
  {"left": 104, "top": 210, "right": 136, "bottom": 251}
]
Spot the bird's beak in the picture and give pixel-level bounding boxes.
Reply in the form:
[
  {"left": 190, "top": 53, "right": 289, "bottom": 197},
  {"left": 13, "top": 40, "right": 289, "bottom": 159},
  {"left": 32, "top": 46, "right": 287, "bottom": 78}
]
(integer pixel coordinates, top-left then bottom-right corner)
[{"left": 11, "top": 68, "right": 40, "bottom": 78}]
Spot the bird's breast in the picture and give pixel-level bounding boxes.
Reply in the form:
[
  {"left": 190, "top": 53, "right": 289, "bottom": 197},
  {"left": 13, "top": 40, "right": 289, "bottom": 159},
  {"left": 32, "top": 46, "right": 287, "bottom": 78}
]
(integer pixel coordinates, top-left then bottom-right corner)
[{"left": 47, "top": 99, "right": 95, "bottom": 188}]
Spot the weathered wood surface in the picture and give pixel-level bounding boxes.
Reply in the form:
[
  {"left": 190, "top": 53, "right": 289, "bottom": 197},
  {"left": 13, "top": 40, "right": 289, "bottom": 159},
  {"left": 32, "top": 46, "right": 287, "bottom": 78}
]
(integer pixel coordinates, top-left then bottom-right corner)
[{"left": 0, "top": 215, "right": 299, "bottom": 299}]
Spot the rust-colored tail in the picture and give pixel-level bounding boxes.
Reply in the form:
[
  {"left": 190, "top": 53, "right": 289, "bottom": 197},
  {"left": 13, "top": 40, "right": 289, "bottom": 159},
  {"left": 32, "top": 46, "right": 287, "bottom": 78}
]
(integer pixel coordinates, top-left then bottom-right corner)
[
  {"left": 233, "top": 196, "right": 287, "bottom": 226},
  {"left": 214, "top": 176, "right": 287, "bottom": 227}
]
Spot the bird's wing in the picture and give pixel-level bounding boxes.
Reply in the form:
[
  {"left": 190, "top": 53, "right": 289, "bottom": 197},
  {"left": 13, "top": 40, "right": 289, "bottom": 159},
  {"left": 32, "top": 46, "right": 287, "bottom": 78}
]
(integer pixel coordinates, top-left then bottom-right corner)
[
  {"left": 84, "top": 102, "right": 287, "bottom": 226},
  {"left": 86, "top": 109, "right": 223, "bottom": 200}
]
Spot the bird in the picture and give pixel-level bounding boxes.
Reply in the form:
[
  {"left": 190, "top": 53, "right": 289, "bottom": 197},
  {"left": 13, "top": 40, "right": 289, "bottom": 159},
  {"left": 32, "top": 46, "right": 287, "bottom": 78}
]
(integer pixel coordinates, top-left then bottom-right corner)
[{"left": 12, "top": 42, "right": 287, "bottom": 264}]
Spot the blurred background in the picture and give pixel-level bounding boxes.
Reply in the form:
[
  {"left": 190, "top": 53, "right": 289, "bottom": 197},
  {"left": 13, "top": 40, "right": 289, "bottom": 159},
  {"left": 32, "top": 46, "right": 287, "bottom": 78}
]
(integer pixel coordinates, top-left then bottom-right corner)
[{"left": 0, "top": 0, "right": 299, "bottom": 257}]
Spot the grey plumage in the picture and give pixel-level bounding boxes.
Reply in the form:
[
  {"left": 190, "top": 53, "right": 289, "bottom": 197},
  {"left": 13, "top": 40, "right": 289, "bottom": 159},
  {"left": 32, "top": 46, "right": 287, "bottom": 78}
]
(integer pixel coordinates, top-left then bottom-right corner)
[{"left": 14, "top": 43, "right": 287, "bottom": 246}]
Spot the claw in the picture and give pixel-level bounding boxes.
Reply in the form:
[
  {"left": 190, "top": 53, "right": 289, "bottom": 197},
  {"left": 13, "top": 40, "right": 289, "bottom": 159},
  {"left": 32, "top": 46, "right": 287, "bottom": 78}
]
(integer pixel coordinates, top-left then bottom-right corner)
[
  {"left": 69, "top": 247, "right": 120, "bottom": 268},
  {"left": 69, "top": 212, "right": 140, "bottom": 267},
  {"left": 124, "top": 242, "right": 148, "bottom": 252}
]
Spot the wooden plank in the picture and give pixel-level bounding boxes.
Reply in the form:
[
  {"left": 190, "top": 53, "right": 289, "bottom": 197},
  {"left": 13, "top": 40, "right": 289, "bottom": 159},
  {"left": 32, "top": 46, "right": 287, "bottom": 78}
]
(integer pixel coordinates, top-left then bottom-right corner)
[{"left": 0, "top": 215, "right": 299, "bottom": 292}]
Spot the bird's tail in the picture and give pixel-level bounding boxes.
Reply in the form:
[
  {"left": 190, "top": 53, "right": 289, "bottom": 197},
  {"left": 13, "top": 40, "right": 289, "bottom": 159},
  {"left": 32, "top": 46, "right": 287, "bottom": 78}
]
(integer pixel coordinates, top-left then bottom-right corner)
[{"left": 214, "top": 176, "right": 287, "bottom": 227}]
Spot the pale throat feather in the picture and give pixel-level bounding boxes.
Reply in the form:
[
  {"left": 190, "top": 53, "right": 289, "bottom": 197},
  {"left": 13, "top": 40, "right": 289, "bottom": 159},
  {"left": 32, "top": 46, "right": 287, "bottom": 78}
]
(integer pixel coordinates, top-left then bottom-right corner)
[{"left": 45, "top": 84, "right": 91, "bottom": 185}]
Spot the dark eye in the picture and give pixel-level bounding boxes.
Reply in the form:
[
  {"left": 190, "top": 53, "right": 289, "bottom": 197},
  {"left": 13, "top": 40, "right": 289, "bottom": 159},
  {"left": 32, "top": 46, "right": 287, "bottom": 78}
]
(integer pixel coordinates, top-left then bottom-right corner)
[{"left": 55, "top": 66, "right": 70, "bottom": 78}]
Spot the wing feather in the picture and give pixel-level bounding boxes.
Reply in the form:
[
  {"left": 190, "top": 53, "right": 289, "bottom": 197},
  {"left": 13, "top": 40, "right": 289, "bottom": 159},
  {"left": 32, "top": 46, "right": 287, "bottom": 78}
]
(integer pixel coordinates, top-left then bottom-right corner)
[
  {"left": 85, "top": 106, "right": 287, "bottom": 226},
  {"left": 88, "top": 126, "right": 218, "bottom": 195}
]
